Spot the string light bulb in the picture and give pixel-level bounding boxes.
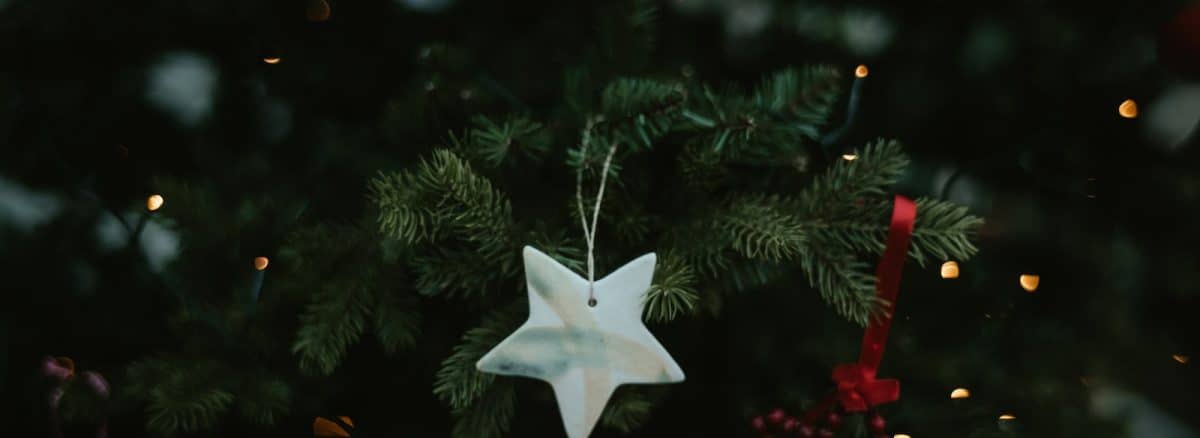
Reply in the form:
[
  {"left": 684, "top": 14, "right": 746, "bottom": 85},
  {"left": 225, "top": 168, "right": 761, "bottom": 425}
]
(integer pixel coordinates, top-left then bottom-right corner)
[
  {"left": 1118, "top": 99, "right": 1138, "bottom": 118},
  {"left": 855, "top": 64, "right": 869, "bottom": 78},
  {"left": 999, "top": 414, "right": 1016, "bottom": 420},
  {"left": 254, "top": 256, "right": 270, "bottom": 271},
  {"left": 1173, "top": 354, "right": 1190, "bottom": 364},
  {"left": 941, "top": 261, "right": 960, "bottom": 279},
  {"left": 1019, "top": 274, "right": 1039, "bottom": 292},
  {"left": 894, "top": 435, "right": 912, "bottom": 438},
  {"left": 950, "top": 388, "right": 971, "bottom": 399},
  {"left": 263, "top": 57, "right": 282, "bottom": 65},
  {"left": 313, "top": 416, "right": 354, "bottom": 437},
  {"left": 146, "top": 194, "right": 164, "bottom": 212},
  {"left": 842, "top": 153, "right": 859, "bottom": 161}
]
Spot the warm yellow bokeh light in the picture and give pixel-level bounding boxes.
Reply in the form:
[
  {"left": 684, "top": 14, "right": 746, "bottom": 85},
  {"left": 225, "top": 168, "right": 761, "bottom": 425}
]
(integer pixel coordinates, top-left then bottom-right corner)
[
  {"left": 254, "top": 256, "right": 270, "bottom": 271},
  {"left": 146, "top": 194, "right": 164, "bottom": 212},
  {"left": 950, "top": 388, "right": 971, "bottom": 399},
  {"left": 263, "top": 57, "right": 282, "bottom": 64},
  {"left": 855, "top": 64, "right": 869, "bottom": 78},
  {"left": 1174, "top": 354, "right": 1190, "bottom": 364},
  {"left": 999, "top": 414, "right": 1016, "bottom": 420},
  {"left": 941, "top": 261, "right": 960, "bottom": 279},
  {"left": 894, "top": 435, "right": 912, "bottom": 438},
  {"left": 842, "top": 153, "right": 858, "bottom": 161},
  {"left": 1118, "top": 99, "right": 1138, "bottom": 118},
  {"left": 1019, "top": 274, "right": 1039, "bottom": 292}
]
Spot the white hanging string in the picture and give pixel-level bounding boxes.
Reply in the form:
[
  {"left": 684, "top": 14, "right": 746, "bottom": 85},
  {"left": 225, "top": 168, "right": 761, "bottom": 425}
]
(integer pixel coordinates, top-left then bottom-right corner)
[{"left": 576, "top": 120, "right": 619, "bottom": 307}]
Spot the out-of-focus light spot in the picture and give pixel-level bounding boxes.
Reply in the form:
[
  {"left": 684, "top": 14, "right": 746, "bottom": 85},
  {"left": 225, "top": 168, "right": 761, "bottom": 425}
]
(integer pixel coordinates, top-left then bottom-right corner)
[
  {"left": 1173, "top": 354, "right": 1190, "bottom": 364},
  {"left": 1119, "top": 99, "right": 1138, "bottom": 118},
  {"left": 146, "top": 194, "right": 164, "bottom": 212},
  {"left": 396, "top": 0, "right": 452, "bottom": 13},
  {"left": 841, "top": 9, "right": 894, "bottom": 56},
  {"left": 254, "top": 256, "right": 270, "bottom": 271},
  {"left": 146, "top": 52, "right": 217, "bottom": 127},
  {"left": 855, "top": 64, "right": 869, "bottom": 78},
  {"left": 1145, "top": 84, "right": 1200, "bottom": 151},
  {"left": 0, "top": 177, "right": 64, "bottom": 232},
  {"left": 307, "top": 0, "right": 331, "bottom": 22},
  {"left": 842, "top": 153, "right": 858, "bottom": 161},
  {"left": 895, "top": 434, "right": 912, "bottom": 438},
  {"left": 263, "top": 57, "right": 282, "bottom": 64},
  {"left": 999, "top": 414, "right": 1016, "bottom": 420},
  {"left": 1020, "top": 274, "right": 1039, "bottom": 292},
  {"left": 941, "top": 261, "right": 960, "bottom": 279},
  {"left": 950, "top": 388, "right": 971, "bottom": 399}
]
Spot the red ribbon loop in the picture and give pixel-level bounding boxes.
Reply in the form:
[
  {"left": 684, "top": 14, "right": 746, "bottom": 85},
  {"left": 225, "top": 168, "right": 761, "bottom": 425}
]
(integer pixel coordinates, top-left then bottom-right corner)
[
  {"left": 832, "top": 363, "right": 900, "bottom": 412},
  {"left": 808, "top": 195, "right": 915, "bottom": 418}
]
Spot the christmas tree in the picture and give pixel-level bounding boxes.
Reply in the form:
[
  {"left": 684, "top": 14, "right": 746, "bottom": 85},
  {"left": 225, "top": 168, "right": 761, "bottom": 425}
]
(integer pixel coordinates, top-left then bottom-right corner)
[{"left": 3, "top": 0, "right": 1198, "bottom": 437}]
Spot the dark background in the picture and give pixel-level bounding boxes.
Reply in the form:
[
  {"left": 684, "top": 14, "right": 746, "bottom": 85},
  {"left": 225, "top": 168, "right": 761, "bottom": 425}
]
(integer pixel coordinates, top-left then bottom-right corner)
[{"left": 3, "top": 0, "right": 1199, "bottom": 436}]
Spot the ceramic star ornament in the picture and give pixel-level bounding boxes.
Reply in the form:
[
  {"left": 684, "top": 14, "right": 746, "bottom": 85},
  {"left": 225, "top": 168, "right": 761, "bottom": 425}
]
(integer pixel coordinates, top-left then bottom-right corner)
[{"left": 477, "top": 246, "right": 685, "bottom": 438}]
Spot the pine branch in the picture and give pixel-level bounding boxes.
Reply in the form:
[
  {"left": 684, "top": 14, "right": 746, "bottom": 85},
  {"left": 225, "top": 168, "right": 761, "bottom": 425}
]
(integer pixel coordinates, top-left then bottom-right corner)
[
  {"left": 455, "top": 115, "right": 550, "bottom": 166},
  {"left": 373, "top": 291, "right": 422, "bottom": 354},
  {"left": 292, "top": 281, "right": 373, "bottom": 375},
  {"left": 678, "top": 66, "right": 841, "bottom": 164},
  {"left": 127, "top": 359, "right": 237, "bottom": 435},
  {"left": 909, "top": 197, "right": 984, "bottom": 266},
  {"left": 797, "top": 247, "right": 880, "bottom": 326},
  {"left": 595, "top": 78, "right": 686, "bottom": 149},
  {"left": 754, "top": 66, "right": 842, "bottom": 135},
  {"left": 526, "top": 228, "right": 588, "bottom": 274},
  {"left": 434, "top": 301, "right": 526, "bottom": 411},
  {"left": 370, "top": 149, "right": 523, "bottom": 299},
  {"left": 236, "top": 378, "right": 290, "bottom": 427},
  {"left": 449, "top": 379, "right": 517, "bottom": 438},
  {"left": 797, "top": 139, "right": 909, "bottom": 220},
  {"left": 804, "top": 197, "right": 983, "bottom": 267},
  {"left": 146, "top": 388, "right": 234, "bottom": 435},
  {"left": 720, "top": 195, "right": 808, "bottom": 261},
  {"left": 410, "top": 245, "right": 520, "bottom": 298},
  {"left": 371, "top": 149, "right": 514, "bottom": 246},
  {"left": 599, "top": 387, "right": 656, "bottom": 434},
  {"left": 644, "top": 253, "right": 700, "bottom": 322}
]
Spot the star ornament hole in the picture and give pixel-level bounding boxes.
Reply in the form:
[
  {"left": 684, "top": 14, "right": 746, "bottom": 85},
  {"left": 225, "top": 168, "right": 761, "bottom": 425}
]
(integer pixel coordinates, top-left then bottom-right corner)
[{"left": 587, "top": 297, "right": 598, "bottom": 307}]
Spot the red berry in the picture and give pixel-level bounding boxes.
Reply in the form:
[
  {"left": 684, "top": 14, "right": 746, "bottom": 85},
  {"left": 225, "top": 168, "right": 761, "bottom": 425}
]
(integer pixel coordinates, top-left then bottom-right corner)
[
  {"left": 825, "top": 411, "right": 843, "bottom": 428},
  {"left": 868, "top": 413, "right": 886, "bottom": 433},
  {"left": 751, "top": 416, "right": 766, "bottom": 432},
  {"left": 798, "top": 424, "right": 815, "bottom": 438},
  {"left": 767, "top": 408, "right": 787, "bottom": 424},
  {"left": 817, "top": 428, "right": 835, "bottom": 438},
  {"left": 782, "top": 417, "right": 799, "bottom": 432}
]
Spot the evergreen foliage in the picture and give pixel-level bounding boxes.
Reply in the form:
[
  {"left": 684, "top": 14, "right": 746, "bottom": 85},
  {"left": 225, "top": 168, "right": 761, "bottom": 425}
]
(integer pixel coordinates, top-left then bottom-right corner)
[
  {"left": 11, "top": 0, "right": 1192, "bottom": 436},
  {"left": 364, "top": 54, "right": 980, "bottom": 438},
  {"left": 25, "top": 2, "right": 985, "bottom": 437}
]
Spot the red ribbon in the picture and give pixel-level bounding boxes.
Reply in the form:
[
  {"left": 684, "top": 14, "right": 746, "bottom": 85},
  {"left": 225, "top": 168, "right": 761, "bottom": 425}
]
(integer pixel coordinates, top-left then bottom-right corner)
[
  {"left": 815, "top": 195, "right": 916, "bottom": 416},
  {"left": 832, "top": 363, "right": 899, "bottom": 412}
]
